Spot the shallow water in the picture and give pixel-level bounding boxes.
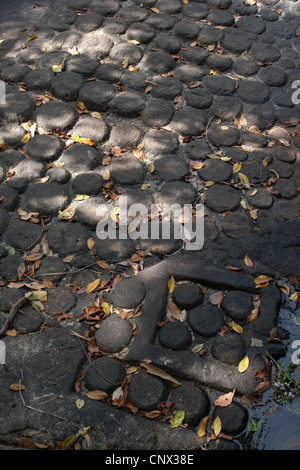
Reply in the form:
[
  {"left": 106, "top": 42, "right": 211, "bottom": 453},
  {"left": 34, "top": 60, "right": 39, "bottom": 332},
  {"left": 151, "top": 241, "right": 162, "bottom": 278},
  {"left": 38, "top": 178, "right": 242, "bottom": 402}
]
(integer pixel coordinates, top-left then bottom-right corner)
[{"left": 239, "top": 296, "right": 300, "bottom": 450}]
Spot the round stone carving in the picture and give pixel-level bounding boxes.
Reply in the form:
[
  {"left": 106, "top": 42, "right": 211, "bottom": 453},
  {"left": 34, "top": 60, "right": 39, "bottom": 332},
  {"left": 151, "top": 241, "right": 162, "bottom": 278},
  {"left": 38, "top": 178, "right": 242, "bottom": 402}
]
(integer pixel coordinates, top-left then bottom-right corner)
[{"left": 95, "top": 314, "right": 133, "bottom": 353}]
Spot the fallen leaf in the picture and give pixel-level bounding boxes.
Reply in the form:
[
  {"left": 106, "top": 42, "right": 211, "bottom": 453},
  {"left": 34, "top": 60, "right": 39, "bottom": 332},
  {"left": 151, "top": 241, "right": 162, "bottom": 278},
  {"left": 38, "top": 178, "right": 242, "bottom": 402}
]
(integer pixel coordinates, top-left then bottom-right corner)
[
  {"left": 244, "top": 255, "right": 253, "bottom": 268},
  {"left": 197, "top": 416, "right": 209, "bottom": 438},
  {"left": 168, "top": 276, "right": 176, "bottom": 294},
  {"left": 9, "top": 383, "right": 26, "bottom": 391},
  {"left": 289, "top": 292, "right": 298, "bottom": 302},
  {"left": 52, "top": 64, "right": 64, "bottom": 73},
  {"left": 85, "top": 390, "right": 108, "bottom": 400},
  {"left": 239, "top": 355, "right": 249, "bottom": 373},
  {"left": 169, "top": 410, "right": 185, "bottom": 429},
  {"left": 87, "top": 238, "right": 94, "bottom": 250},
  {"left": 233, "top": 162, "right": 242, "bottom": 173},
  {"left": 213, "top": 416, "right": 222, "bottom": 436},
  {"left": 231, "top": 321, "right": 243, "bottom": 335},
  {"left": 144, "top": 410, "right": 161, "bottom": 419},
  {"left": 209, "top": 291, "right": 223, "bottom": 307},
  {"left": 86, "top": 278, "right": 101, "bottom": 294},
  {"left": 75, "top": 398, "right": 85, "bottom": 409},
  {"left": 139, "top": 361, "right": 181, "bottom": 385},
  {"left": 90, "top": 111, "right": 101, "bottom": 119},
  {"left": 25, "top": 252, "right": 43, "bottom": 262},
  {"left": 214, "top": 390, "right": 235, "bottom": 408},
  {"left": 151, "top": 7, "right": 160, "bottom": 13}
]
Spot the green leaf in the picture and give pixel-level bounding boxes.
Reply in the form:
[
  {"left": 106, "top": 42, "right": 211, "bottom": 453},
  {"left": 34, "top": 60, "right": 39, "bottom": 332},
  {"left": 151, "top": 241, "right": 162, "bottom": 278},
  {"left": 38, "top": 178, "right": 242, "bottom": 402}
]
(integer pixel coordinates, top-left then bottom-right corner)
[
  {"left": 251, "top": 338, "right": 263, "bottom": 347},
  {"left": 246, "top": 420, "right": 265, "bottom": 432},
  {"left": 170, "top": 410, "right": 185, "bottom": 428}
]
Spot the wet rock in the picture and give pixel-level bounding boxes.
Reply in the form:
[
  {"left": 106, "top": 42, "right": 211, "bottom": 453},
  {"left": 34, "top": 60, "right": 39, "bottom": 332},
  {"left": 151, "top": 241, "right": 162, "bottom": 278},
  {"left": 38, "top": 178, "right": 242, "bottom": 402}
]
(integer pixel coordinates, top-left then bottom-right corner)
[
  {"left": 95, "top": 314, "right": 133, "bottom": 353},
  {"left": 84, "top": 356, "right": 126, "bottom": 394},
  {"left": 127, "top": 372, "right": 169, "bottom": 411}
]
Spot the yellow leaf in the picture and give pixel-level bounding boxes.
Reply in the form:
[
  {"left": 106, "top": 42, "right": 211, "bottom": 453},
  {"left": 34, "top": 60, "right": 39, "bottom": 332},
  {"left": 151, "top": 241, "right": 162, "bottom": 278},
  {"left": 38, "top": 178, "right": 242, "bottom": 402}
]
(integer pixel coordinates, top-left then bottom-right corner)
[
  {"left": 90, "top": 111, "right": 101, "bottom": 119},
  {"left": 239, "top": 355, "right": 249, "bottom": 373},
  {"left": 86, "top": 278, "right": 101, "bottom": 294},
  {"left": 126, "top": 366, "right": 138, "bottom": 374},
  {"left": 197, "top": 416, "right": 209, "bottom": 438},
  {"left": 29, "top": 34, "right": 37, "bottom": 40},
  {"left": 210, "top": 69, "right": 217, "bottom": 75},
  {"left": 52, "top": 64, "right": 63, "bottom": 73},
  {"left": 190, "top": 41, "right": 197, "bottom": 47},
  {"left": 240, "top": 198, "right": 248, "bottom": 209},
  {"left": 238, "top": 172, "right": 249, "bottom": 185},
  {"left": 63, "top": 254, "right": 75, "bottom": 263},
  {"left": 74, "top": 194, "right": 90, "bottom": 201},
  {"left": 72, "top": 134, "right": 95, "bottom": 146},
  {"left": 87, "top": 238, "right": 94, "bottom": 250},
  {"left": 102, "top": 301, "right": 110, "bottom": 316},
  {"left": 254, "top": 275, "right": 270, "bottom": 285},
  {"left": 213, "top": 416, "right": 222, "bottom": 437},
  {"left": 145, "top": 85, "right": 152, "bottom": 93},
  {"left": 102, "top": 169, "right": 111, "bottom": 181},
  {"left": 5, "top": 328, "right": 17, "bottom": 337},
  {"left": 244, "top": 254, "right": 253, "bottom": 268},
  {"left": 75, "top": 398, "right": 85, "bottom": 409},
  {"left": 148, "top": 163, "right": 155, "bottom": 173},
  {"left": 21, "top": 133, "right": 30, "bottom": 144},
  {"left": 141, "top": 183, "right": 150, "bottom": 191},
  {"left": 231, "top": 321, "right": 243, "bottom": 335},
  {"left": 289, "top": 292, "right": 299, "bottom": 302},
  {"left": 168, "top": 276, "right": 176, "bottom": 294},
  {"left": 127, "top": 39, "right": 140, "bottom": 45},
  {"left": 151, "top": 7, "right": 160, "bottom": 13},
  {"left": 122, "top": 58, "right": 129, "bottom": 69},
  {"left": 76, "top": 100, "right": 86, "bottom": 110},
  {"left": 233, "top": 162, "right": 242, "bottom": 174}
]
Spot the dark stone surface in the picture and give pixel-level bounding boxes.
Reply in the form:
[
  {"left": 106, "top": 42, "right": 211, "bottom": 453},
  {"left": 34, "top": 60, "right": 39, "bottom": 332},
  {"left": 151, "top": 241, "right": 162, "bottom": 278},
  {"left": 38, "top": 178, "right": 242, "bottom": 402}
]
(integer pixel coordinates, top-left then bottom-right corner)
[
  {"left": 24, "top": 134, "right": 64, "bottom": 162},
  {"left": 188, "top": 303, "right": 224, "bottom": 337},
  {"left": 109, "top": 278, "right": 146, "bottom": 309},
  {"left": 172, "top": 282, "right": 204, "bottom": 309},
  {"left": 211, "top": 332, "right": 247, "bottom": 365},
  {"left": 127, "top": 372, "right": 169, "bottom": 411},
  {"left": 170, "top": 384, "right": 210, "bottom": 427},
  {"left": 95, "top": 314, "right": 133, "bottom": 353},
  {"left": 222, "top": 291, "right": 254, "bottom": 323},
  {"left": 158, "top": 321, "right": 192, "bottom": 350},
  {"left": 84, "top": 356, "right": 126, "bottom": 393},
  {"left": 212, "top": 401, "right": 249, "bottom": 435}
]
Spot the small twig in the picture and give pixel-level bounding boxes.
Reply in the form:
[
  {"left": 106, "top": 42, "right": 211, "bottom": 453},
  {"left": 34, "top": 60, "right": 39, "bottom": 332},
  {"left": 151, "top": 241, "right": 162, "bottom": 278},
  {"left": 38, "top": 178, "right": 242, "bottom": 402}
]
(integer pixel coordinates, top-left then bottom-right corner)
[{"left": 0, "top": 295, "right": 28, "bottom": 337}]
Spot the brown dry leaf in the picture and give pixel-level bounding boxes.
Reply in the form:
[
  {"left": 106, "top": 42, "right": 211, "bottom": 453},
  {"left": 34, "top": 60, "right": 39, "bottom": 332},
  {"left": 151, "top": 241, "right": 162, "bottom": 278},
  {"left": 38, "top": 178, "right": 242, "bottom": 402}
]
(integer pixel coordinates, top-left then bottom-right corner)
[
  {"left": 85, "top": 390, "right": 108, "bottom": 401},
  {"left": 17, "top": 437, "right": 49, "bottom": 450},
  {"left": 9, "top": 383, "right": 26, "bottom": 391},
  {"left": 63, "top": 254, "right": 75, "bottom": 263},
  {"left": 144, "top": 410, "right": 161, "bottom": 419},
  {"left": 225, "top": 265, "right": 243, "bottom": 272},
  {"left": 244, "top": 254, "right": 253, "bottom": 268},
  {"left": 289, "top": 274, "right": 297, "bottom": 287},
  {"left": 168, "top": 276, "right": 176, "bottom": 294},
  {"left": 277, "top": 281, "right": 290, "bottom": 295},
  {"left": 214, "top": 389, "right": 235, "bottom": 407},
  {"left": 5, "top": 328, "right": 17, "bottom": 337},
  {"left": 197, "top": 416, "right": 209, "bottom": 438},
  {"left": 86, "top": 278, "right": 101, "bottom": 294},
  {"left": 239, "top": 355, "right": 249, "bottom": 373},
  {"left": 209, "top": 291, "right": 223, "bottom": 307},
  {"left": 190, "top": 161, "right": 204, "bottom": 170},
  {"left": 213, "top": 416, "right": 222, "bottom": 437},
  {"left": 254, "top": 275, "right": 270, "bottom": 288},
  {"left": 139, "top": 361, "right": 181, "bottom": 385},
  {"left": 168, "top": 300, "right": 181, "bottom": 320},
  {"left": 58, "top": 206, "right": 76, "bottom": 220},
  {"left": 17, "top": 262, "right": 26, "bottom": 281},
  {"left": 25, "top": 252, "right": 43, "bottom": 262}
]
